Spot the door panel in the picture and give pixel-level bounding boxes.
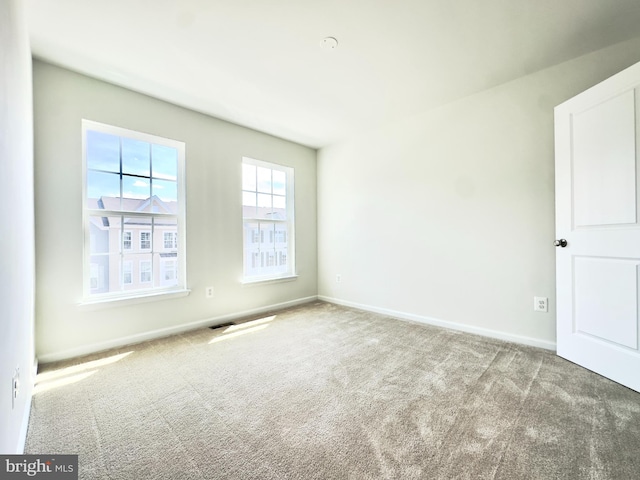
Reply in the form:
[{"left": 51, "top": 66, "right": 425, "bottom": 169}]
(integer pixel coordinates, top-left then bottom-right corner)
[
  {"left": 573, "top": 257, "right": 639, "bottom": 350},
  {"left": 555, "top": 61, "right": 640, "bottom": 393},
  {"left": 572, "top": 90, "right": 636, "bottom": 227}
]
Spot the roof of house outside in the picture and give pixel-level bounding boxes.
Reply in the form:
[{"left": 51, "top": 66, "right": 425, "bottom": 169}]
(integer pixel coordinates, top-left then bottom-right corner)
[{"left": 88, "top": 196, "right": 179, "bottom": 229}]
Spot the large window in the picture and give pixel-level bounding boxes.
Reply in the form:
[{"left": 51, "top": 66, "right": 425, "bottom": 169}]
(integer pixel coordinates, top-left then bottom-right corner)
[
  {"left": 83, "top": 120, "right": 186, "bottom": 301},
  {"left": 242, "top": 157, "right": 294, "bottom": 281}
]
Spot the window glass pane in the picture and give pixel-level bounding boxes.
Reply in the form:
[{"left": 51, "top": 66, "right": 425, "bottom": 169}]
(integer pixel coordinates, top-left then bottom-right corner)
[
  {"left": 256, "top": 194, "right": 272, "bottom": 220},
  {"left": 275, "top": 225, "right": 287, "bottom": 244},
  {"left": 123, "top": 175, "right": 150, "bottom": 202},
  {"left": 257, "top": 167, "right": 271, "bottom": 193},
  {"left": 156, "top": 253, "right": 178, "bottom": 287},
  {"left": 152, "top": 179, "right": 177, "bottom": 203},
  {"left": 122, "top": 138, "right": 150, "bottom": 177},
  {"left": 88, "top": 215, "right": 111, "bottom": 254},
  {"left": 86, "top": 130, "right": 120, "bottom": 173},
  {"left": 272, "top": 170, "right": 286, "bottom": 196},
  {"left": 122, "top": 261, "right": 133, "bottom": 285},
  {"left": 257, "top": 194, "right": 272, "bottom": 208},
  {"left": 277, "top": 248, "right": 288, "bottom": 269},
  {"left": 245, "top": 222, "right": 259, "bottom": 244},
  {"left": 272, "top": 195, "right": 285, "bottom": 209},
  {"left": 152, "top": 144, "right": 178, "bottom": 181},
  {"left": 243, "top": 221, "right": 260, "bottom": 276},
  {"left": 111, "top": 216, "right": 123, "bottom": 254},
  {"left": 273, "top": 195, "right": 286, "bottom": 220},
  {"left": 124, "top": 216, "right": 152, "bottom": 246},
  {"left": 260, "top": 223, "right": 275, "bottom": 246},
  {"left": 89, "top": 256, "right": 113, "bottom": 293},
  {"left": 122, "top": 255, "right": 137, "bottom": 290},
  {"left": 242, "top": 192, "right": 257, "bottom": 219},
  {"left": 123, "top": 217, "right": 147, "bottom": 252},
  {"left": 243, "top": 164, "right": 256, "bottom": 191},
  {"left": 242, "top": 192, "right": 257, "bottom": 207},
  {"left": 92, "top": 254, "right": 123, "bottom": 294},
  {"left": 87, "top": 171, "right": 120, "bottom": 205}
]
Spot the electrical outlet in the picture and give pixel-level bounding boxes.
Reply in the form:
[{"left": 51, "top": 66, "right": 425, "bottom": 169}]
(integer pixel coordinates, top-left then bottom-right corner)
[
  {"left": 11, "top": 367, "right": 20, "bottom": 409},
  {"left": 206, "top": 287, "right": 214, "bottom": 298},
  {"left": 336, "top": 274, "right": 342, "bottom": 284},
  {"left": 534, "top": 296, "right": 548, "bottom": 312}
]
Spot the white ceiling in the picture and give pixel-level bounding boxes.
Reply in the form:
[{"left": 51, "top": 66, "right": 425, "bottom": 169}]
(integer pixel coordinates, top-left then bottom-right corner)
[{"left": 26, "top": 0, "right": 640, "bottom": 149}]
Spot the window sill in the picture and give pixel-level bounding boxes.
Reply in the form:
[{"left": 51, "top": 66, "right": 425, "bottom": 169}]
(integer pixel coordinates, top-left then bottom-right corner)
[
  {"left": 78, "top": 288, "right": 191, "bottom": 310},
  {"left": 241, "top": 274, "right": 299, "bottom": 286}
]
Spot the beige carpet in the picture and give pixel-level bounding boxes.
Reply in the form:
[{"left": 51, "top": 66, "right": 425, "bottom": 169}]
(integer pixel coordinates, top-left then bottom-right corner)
[{"left": 26, "top": 302, "right": 640, "bottom": 479}]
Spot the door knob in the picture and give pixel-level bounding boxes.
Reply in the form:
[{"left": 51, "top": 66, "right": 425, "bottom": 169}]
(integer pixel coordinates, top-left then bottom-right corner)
[{"left": 554, "top": 239, "right": 568, "bottom": 247}]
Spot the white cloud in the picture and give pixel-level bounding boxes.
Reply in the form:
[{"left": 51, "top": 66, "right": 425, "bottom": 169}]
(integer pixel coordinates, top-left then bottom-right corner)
[{"left": 133, "top": 180, "right": 148, "bottom": 187}]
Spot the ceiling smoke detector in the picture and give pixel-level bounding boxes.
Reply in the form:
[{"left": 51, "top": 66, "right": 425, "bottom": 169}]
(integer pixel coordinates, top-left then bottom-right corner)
[{"left": 321, "top": 37, "right": 338, "bottom": 50}]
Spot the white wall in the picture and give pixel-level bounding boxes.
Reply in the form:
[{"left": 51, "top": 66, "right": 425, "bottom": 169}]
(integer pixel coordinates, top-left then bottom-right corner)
[
  {"left": 34, "top": 61, "right": 317, "bottom": 361},
  {"left": 0, "top": 0, "right": 36, "bottom": 453},
  {"left": 318, "top": 36, "right": 640, "bottom": 349}
]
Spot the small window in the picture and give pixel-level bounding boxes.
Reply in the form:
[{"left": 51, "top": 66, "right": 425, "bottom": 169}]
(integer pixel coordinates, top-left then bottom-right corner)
[
  {"left": 140, "top": 260, "right": 152, "bottom": 283},
  {"left": 242, "top": 157, "right": 294, "bottom": 281},
  {"left": 83, "top": 120, "right": 186, "bottom": 301},
  {"left": 140, "top": 231, "right": 151, "bottom": 250},
  {"left": 123, "top": 231, "right": 132, "bottom": 250},
  {"left": 164, "top": 232, "right": 177, "bottom": 249}
]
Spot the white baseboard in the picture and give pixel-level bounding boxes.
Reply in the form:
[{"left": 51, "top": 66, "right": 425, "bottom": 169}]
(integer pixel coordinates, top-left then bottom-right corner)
[
  {"left": 37, "top": 294, "right": 555, "bottom": 362},
  {"left": 38, "top": 295, "right": 318, "bottom": 363},
  {"left": 318, "top": 295, "right": 557, "bottom": 351}
]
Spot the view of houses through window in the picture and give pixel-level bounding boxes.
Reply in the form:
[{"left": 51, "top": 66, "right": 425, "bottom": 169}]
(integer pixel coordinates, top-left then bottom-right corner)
[
  {"left": 84, "top": 120, "right": 185, "bottom": 299},
  {"left": 242, "top": 158, "right": 294, "bottom": 280}
]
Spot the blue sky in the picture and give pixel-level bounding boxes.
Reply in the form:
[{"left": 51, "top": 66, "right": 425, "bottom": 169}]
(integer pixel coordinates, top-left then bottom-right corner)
[{"left": 86, "top": 130, "right": 178, "bottom": 202}]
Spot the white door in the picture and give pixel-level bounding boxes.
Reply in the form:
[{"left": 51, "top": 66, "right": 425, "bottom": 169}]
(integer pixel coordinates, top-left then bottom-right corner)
[{"left": 555, "top": 61, "right": 640, "bottom": 393}]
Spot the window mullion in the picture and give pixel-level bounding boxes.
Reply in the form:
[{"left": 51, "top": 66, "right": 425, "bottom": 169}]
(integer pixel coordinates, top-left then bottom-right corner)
[
  {"left": 119, "top": 215, "right": 124, "bottom": 291},
  {"left": 119, "top": 136, "right": 123, "bottom": 212},
  {"left": 151, "top": 217, "right": 155, "bottom": 288},
  {"left": 149, "top": 141, "right": 153, "bottom": 204}
]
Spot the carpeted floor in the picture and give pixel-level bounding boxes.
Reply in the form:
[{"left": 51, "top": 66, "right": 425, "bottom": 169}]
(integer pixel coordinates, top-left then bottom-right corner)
[{"left": 25, "top": 302, "right": 640, "bottom": 479}]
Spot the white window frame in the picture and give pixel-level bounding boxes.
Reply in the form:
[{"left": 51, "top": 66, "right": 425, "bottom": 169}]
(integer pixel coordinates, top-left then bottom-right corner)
[
  {"left": 242, "top": 157, "right": 295, "bottom": 283},
  {"left": 82, "top": 120, "right": 187, "bottom": 304}
]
